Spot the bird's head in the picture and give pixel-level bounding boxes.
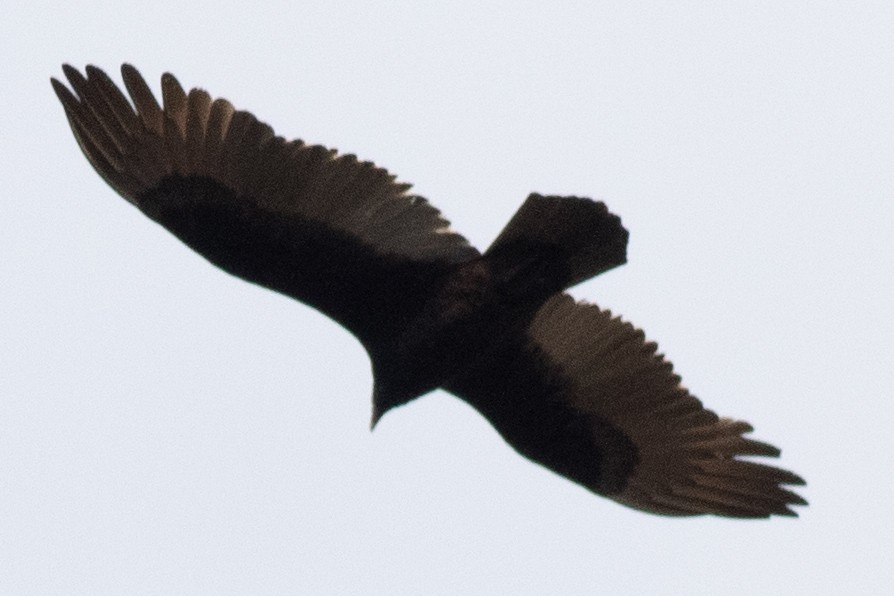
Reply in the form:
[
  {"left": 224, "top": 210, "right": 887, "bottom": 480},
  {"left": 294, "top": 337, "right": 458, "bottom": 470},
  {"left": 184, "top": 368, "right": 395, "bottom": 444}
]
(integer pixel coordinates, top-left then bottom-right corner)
[
  {"left": 369, "top": 344, "right": 444, "bottom": 430},
  {"left": 370, "top": 380, "right": 423, "bottom": 430}
]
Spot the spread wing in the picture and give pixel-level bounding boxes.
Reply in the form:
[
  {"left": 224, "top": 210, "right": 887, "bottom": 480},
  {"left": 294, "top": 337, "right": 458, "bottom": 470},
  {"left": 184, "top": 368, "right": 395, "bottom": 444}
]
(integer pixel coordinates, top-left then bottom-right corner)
[
  {"left": 51, "top": 64, "right": 479, "bottom": 347},
  {"left": 447, "top": 293, "right": 806, "bottom": 518}
]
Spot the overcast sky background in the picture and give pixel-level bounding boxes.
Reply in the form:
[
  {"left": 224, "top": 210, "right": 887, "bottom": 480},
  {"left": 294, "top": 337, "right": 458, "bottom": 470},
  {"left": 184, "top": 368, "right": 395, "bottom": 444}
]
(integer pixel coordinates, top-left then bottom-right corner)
[{"left": 2, "top": 2, "right": 892, "bottom": 594}]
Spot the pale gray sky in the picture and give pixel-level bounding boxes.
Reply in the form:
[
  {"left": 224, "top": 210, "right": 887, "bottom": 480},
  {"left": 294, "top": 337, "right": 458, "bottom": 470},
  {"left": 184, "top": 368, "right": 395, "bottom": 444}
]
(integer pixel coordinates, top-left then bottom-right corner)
[{"left": 3, "top": 2, "right": 892, "bottom": 594}]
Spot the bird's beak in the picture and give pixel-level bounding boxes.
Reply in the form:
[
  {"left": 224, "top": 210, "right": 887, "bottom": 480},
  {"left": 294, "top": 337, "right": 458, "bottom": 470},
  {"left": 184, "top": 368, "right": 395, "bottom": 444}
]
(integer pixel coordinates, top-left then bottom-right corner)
[{"left": 370, "top": 402, "right": 383, "bottom": 431}]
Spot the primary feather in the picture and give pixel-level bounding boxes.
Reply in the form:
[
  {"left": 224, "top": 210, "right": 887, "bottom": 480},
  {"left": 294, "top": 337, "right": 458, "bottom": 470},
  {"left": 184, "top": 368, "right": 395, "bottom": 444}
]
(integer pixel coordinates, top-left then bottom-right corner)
[{"left": 53, "top": 64, "right": 806, "bottom": 518}]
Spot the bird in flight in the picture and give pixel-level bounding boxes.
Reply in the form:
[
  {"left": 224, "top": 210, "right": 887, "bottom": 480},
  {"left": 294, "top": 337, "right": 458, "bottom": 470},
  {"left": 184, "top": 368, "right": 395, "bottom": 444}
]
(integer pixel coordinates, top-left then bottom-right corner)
[{"left": 52, "top": 64, "right": 806, "bottom": 518}]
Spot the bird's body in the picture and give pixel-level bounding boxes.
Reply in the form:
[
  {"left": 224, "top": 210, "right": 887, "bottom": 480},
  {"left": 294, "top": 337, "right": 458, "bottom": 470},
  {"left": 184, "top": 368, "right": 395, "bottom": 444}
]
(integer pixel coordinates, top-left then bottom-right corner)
[{"left": 52, "top": 64, "right": 806, "bottom": 518}]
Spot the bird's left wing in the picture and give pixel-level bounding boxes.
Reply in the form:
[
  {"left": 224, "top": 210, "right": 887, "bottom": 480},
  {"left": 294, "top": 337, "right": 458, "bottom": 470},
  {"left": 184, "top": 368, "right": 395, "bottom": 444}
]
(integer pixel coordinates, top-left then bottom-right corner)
[
  {"left": 446, "top": 293, "right": 806, "bottom": 518},
  {"left": 52, "top": 65, "right": 479, "bottom": 346}
]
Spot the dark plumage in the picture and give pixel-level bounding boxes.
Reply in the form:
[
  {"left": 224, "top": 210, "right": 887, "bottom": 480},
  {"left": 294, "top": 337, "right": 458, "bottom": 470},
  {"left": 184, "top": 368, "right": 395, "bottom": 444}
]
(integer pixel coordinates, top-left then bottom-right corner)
[{"left": 52, "top": 64, "right": 806, "bottom": 518}]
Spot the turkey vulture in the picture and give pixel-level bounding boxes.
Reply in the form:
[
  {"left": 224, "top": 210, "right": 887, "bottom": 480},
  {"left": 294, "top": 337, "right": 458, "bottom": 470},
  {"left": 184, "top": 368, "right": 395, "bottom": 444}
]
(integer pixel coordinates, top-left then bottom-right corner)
[{"left": 51, "top": 64, "right": 806, "bottom": 518}]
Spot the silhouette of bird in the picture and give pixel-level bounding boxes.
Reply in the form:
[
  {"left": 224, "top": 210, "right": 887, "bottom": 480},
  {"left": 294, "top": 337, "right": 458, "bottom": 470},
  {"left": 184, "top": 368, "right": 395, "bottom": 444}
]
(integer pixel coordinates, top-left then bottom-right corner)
[{"left": 52, "top": 64, "right": 806, "bottom": 518}]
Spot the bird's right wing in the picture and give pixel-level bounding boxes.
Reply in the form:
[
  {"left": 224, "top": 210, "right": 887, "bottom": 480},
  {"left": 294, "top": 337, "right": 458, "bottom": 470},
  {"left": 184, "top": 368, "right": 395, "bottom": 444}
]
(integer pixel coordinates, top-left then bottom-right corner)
[
  {"left": 52, "top": 65, "right": 480, "bottom": 346},
  {"left": 447, "top": 293, "right": 806, "bottom": 518}
]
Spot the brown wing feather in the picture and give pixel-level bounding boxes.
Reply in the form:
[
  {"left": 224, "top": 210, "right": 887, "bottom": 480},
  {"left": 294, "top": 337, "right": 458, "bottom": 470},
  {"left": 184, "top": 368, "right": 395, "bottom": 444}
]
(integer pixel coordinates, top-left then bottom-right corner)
[
  {"left": 51, "top": 64, "right": 478, "bottom": 265},
  {"left": 525, "top": 294, "right": 806, "bottom": 517}
]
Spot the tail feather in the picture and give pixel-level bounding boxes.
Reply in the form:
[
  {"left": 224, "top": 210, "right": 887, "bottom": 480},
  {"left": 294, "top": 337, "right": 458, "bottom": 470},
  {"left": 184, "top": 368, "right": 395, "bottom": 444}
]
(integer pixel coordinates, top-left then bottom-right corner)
[{"left": 486, "top": 194, "right": 628, "bottom": 289}]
